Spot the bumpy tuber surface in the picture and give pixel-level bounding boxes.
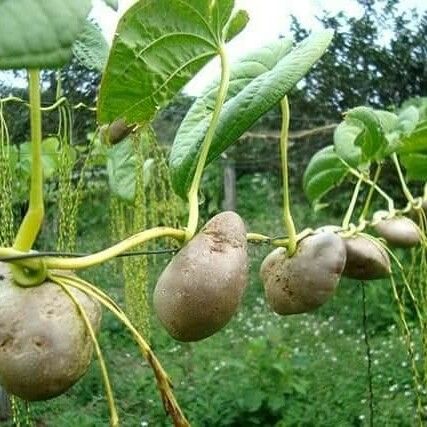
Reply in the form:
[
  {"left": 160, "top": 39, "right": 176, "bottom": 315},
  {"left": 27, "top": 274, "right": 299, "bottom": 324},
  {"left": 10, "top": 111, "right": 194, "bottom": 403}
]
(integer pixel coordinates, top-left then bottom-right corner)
[
  {"left": 373, "top": 210, "right": 421, "bottom": 248},
  {"left": 153, "top": 212, "right": 248, "bottom": 342},
  {"left": 0, "top": 263, "right": 101, "bottom": 401},
  {"left": 260, "top": 231, "right": 346, "bottom": 315},
  {"left": 342, "top": 235, "right": 391, "bottom": 280}
]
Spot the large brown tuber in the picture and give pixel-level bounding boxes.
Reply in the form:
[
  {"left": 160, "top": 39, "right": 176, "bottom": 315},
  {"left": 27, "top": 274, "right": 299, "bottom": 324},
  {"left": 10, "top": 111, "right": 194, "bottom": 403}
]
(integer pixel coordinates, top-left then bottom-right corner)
[
  {"left": 260, "top": 231, "right": 346, "bottom": 315},
  {"left": 153, "top": 211, "right": 248, "bottom": 342},
  {"left": 0, "top": 263, "right": 101, "bottom": 401}
]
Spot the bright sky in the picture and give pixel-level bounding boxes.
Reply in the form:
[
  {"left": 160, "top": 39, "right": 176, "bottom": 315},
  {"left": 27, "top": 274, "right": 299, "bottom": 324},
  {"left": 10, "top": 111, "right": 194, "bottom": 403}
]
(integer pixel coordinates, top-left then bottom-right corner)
[{"left": 91, "top": 0, "right": 426, "bottom": 95}]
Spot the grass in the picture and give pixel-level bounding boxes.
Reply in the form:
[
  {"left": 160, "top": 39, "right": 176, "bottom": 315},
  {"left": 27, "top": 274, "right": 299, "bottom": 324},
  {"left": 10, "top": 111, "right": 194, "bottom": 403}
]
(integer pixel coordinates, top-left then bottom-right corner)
[{"left": 11, "top": 172, "right": 425, "bottom": 426}]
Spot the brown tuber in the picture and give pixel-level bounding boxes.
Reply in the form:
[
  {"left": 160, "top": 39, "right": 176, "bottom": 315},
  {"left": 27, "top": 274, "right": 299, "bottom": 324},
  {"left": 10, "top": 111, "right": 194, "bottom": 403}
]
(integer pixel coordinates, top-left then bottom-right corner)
[
  {"left": 260, "top": 231, "right": 346, "bottom": 315},
  {"left": 342, "top": 235, "right": 391, "bottom": 280},
  {"left": 0, "top": 263, "right": 101, "bottom": 401},
  {"left": 100, "top": 119, "right": 134, "bottom": 145},
  {"left": 153, "top": 211, "right": 248, "bottom": 342},
  {"left": 373, "top": 210, "right": 421, "bottom": 248}
]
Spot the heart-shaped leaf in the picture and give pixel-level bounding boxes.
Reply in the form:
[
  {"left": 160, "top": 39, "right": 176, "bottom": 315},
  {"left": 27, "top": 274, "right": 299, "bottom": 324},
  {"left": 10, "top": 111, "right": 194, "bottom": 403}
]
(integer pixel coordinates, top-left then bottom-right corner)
[
  {"left": 170, "top": 30, "right": 334, "bottom": 198},
  {"left": 334, "top": 122, "right": 363, "bottom": 167},
  {"left": 400, "top": 152, "right": 427, "bottom": 181},
  {"left": 98, "top": 0, "right": 245, "bottom": 125},
  {"left": 73, "top": 20, "right": 109, "bottom": 72},
  {"left": 303, "top": 145, "right": 348, "bottom": 206},
  {"left": 0, "top": 0, "right": 92, "bottom": 69},
  {"left": 397, "top": 120, "right": 427, "bottom": 154},
  {"left": 344, "top": 107, "right": 387, "bottom": 162}
]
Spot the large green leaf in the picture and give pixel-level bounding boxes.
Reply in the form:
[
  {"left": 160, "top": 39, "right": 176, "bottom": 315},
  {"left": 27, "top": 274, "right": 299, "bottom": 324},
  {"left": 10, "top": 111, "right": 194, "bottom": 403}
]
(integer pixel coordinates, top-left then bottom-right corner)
[
  {"left": 303, "top": 146, "right": 348, "bottom": 206},
  {"left": 400, "top": 152, "right": 427, "bottom": 181},
  {"left": 98, "top": 0, "right": 245, "bottom": 125},
  {"left": 170, "top": 29, "right": 334, "bottom": 198},
  {"left": 344, "top": 107, "right": 387, "bottom": 162},
  {"left": 397, "top": 120, "right": 427, "bottom": 154},
  {"left": 0, "top": 0, "right": 92, "bottom": 69},
  {"left": 73, "top": 21, "right": 109, "bottom": 72}
]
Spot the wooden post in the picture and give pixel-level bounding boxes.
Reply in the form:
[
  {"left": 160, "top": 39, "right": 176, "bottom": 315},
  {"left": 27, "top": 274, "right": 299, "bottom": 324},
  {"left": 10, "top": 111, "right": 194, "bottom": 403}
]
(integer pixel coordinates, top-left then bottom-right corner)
[
  {"left": 0, "top": 387, "right": 10, "bottom": 422},
  {"left": 222, "top": 160, "right": 236, "bottom": 212}
]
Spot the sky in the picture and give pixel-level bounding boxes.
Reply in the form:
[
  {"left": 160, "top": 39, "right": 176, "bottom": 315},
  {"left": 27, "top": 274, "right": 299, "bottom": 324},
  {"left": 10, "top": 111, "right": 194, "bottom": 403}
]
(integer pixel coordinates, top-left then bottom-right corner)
[{"left": 90, "top": 0, "right": 426, "bottom": 95}]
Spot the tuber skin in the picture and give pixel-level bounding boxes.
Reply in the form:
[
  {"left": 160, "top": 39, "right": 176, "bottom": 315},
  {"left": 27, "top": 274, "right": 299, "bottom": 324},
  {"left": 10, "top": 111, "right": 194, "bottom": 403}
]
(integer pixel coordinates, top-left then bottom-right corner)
[
  {"left": 342, "top": 235, "right": 391, "bottom": 280},
  {"left": 260, "top": 231, "right": 346, "bottom": 315},
  {"left": 0, "top": 263, "right": 101, "bottom": 401},
  {"left": 100, "top": 119, "right": 134, "bottom": 145},
  {"left": 153, "top": 211, "right": 248, "bottom": 342},
  {"left": 373, "top": 210, "right": 421, "bottom": 248}
]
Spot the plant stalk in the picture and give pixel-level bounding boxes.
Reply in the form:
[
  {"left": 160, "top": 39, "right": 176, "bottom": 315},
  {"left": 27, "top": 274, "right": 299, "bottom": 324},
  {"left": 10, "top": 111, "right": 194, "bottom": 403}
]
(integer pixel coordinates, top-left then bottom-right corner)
[
  {"left": 13, "top": 70, "right": 44, "bottom": 251},
  {"left": 186, "top": 44, "right": 230, "bottom": 240},
  {"left": 280, "top": 97, "right": 297, "bottom": 255},
  {"left": 360, "top": 163, "right": 382, "bottom": 221},
  {"left": 342, "top": 177, "right": 363, "bottom": 229},
  {"left": 44, "top": 227, "right": 186, "bottom": 270},
  {"left": 392, "top": 153, "right": 415, "bottom": 204}
]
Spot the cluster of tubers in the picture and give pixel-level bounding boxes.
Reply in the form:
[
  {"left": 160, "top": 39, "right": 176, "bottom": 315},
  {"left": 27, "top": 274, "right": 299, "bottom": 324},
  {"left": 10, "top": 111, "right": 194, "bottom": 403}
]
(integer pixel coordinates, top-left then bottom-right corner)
[
  {"left": 154, "top": 207, "right": 423, "bottom": 340},
  {"left": 0, "top": 207, "right": 422, "bottom": 401}
]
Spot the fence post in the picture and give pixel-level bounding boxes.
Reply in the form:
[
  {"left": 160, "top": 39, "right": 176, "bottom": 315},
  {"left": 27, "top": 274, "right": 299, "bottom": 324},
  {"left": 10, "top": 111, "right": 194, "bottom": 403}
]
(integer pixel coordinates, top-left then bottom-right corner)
[
  {"left": 222, "top": 160, "right": 236, "bottom": 211},
  {"left": 0, "top": 387, "right": 10, "bottom": 422}
]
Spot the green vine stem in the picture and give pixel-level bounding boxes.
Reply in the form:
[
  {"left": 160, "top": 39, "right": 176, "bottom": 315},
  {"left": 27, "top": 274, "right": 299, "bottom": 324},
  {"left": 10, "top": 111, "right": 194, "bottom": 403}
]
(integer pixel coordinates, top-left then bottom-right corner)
[
  {"left": 43, "top": 227, "right": 186, "bottom": 270},
  {"left": 342, "top": 177, "right": 363, "bottom": 230},
  {"left": 186, "top": 44, "right": 230, "bottom": 241},
  {"left": 53, "top": 276, "right": 119, "bottom": 427},
  {"left": 392, "top": 153, "right": 415, "bottom": 204},
  {"left": 13, "top": 70, "right": 44, "bottom": 252},
  {"left": 341, "top": 160, "right": 395, "bottom": 213},
  {"left": 359, "top": 163, "right": 382, "bottom": 221},
  {"left": 279, "top": 96, "right": 297, "bottom": 256}
]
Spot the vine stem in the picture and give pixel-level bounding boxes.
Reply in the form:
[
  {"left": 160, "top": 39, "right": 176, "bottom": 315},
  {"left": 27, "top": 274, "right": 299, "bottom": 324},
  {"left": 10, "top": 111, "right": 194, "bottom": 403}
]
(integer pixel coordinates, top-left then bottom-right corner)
[
  {"left": 280, "top": 96, "right": 297, "bottom": 255},
  {"left": 13, "top": 70, "right": 44, "bottom": 251},
  {"left": 43, "top": 227, "right": 186, "bottom": 270},
  {"left": 186, "top": 44, "right": 230, "bottom": 240},
  {"left": 52, "top": 276, "right": 119, "bottom": 427},
  {"left": 342, "top": 177, "right": 363, "bottom": 229},
  {"left": 359, "top": 163, "right": 382, "bottom": 221},
  {"left": 392, "top": 153, "right": 415, "bottom": 204},
  {"left": 53, "top": 273, "right": 190, "bottom": 427},
  {"left": 341, "top": 159, "right": 395, "bottom": 212}
]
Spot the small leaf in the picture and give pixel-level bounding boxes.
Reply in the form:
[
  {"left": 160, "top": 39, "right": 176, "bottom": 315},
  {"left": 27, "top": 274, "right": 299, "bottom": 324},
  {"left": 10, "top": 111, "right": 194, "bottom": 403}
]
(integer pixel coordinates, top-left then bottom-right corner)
[
  {"left": 345, "top": 106, "right": 387, "bottom": 162},
  {"left": 0, "top": 0, "right": 92, "bottom": 69},
  {"left": 333, "top": 122, "right": 362, "bottom": 167},
  {"left": 73, "top": 20, "right": 110, "bottom": 72},
  {"left": 224, "top": 10, "right": 249, "bottom": 42},
  {"left": 400, "top": 152, "right": 427, "bottom": 181},
  {"left": 170, "top": 30, "right": 334, "bottom": 198},
  {"left": 98, "top": 0, "right": 239, "bottom": 125},
  {"left": 107, "top": 138, "right": 136, "bottom": 202},
  {"left": 17, "top": 137, "right": 63, "bottom": 179},
  {"left": 397, "top": 106, "right": 419, "bottom": 133},
  {"left": 303, "top": 146, "right": 348, "bottom": 205}
]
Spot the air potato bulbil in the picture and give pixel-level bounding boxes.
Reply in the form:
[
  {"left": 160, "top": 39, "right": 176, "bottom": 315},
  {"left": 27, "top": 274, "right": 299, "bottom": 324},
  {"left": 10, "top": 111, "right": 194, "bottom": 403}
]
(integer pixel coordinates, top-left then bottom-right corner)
[
  {"left": 342, "top": 235, "right": 391, "bottom": 280},
  {"left": 0, "top": 263, "right": 101, "bottom": 401},
  {"left": 373, "top": 210, "right": 421, "bottom": 248},
  {"left": 153, "top": 211, "right": 248, "bottom": 342},
  {"left": 260, "top": 231, "right": 346, "bottom": 315}
]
